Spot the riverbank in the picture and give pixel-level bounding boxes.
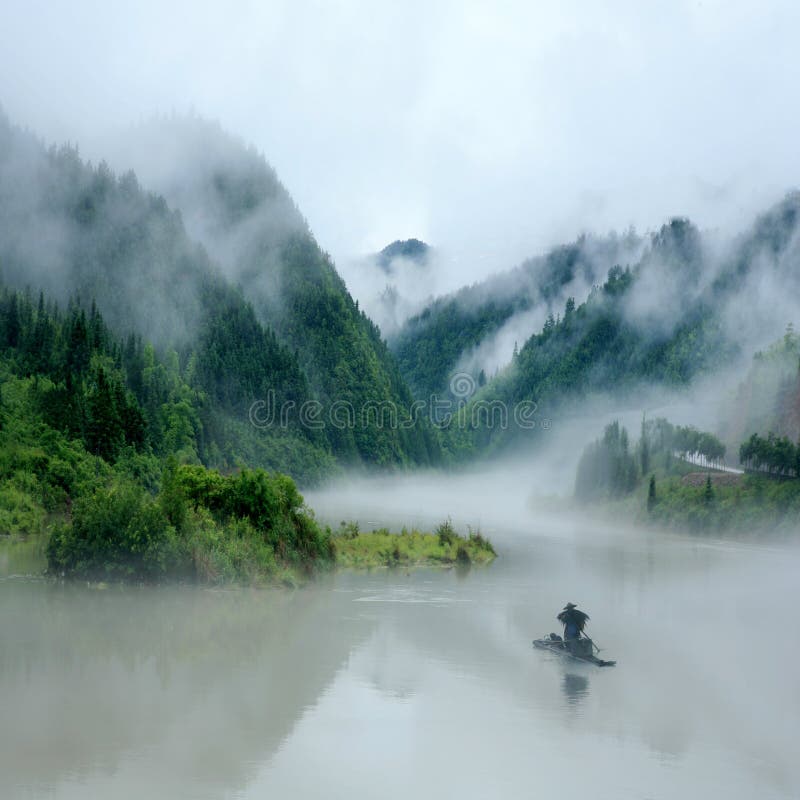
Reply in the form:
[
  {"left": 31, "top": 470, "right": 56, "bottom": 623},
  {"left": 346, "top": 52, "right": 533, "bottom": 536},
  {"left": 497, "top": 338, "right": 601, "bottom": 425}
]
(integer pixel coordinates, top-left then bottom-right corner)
[
  {"left": 3, "top": 516, "right": 496, "bottom": 587},
  {"left": 645, "top": 471, "right": 800, "bottom": 533},
  {"left": 584, "top": 469, "right": 800, "bottom": 534},
  {"left": 332, "top": 520, "right": 496, "bottom": 569}
]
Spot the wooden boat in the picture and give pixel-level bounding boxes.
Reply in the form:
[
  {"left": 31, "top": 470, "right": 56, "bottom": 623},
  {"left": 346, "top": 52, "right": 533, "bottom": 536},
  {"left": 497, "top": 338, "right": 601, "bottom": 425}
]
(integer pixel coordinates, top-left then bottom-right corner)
[{"left": 532, "top": 633, "right": 616, "bottom": 667}]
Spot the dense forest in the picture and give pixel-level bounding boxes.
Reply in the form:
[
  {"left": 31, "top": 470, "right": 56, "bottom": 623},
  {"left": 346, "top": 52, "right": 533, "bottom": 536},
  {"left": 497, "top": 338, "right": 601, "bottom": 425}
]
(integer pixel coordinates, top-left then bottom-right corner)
[
  {"left": 0, "top": 279, "right": 331, "bottom": 577},
  {"left": 0, "top": 113, "right": 439, "bottom": 475},
  {"left": 0, "top": 111, "right": 447, "bottom": 581},
  {"left": 720, "top": 325, "right": 800, "bottom": 447},
  {"left": 442, "top": 268, "right": 733, "bottom": 458},
  {"left": 391, "top": 232, "right": 642, "bottom": 398},
  {"left": 439, "top": 202, "right": 800, "bottom": 459},
  {"left": 99, "top": 116, "right": 440, "bottom": 466},
  {"left": 0, "top": 280, "right": 490, "bottom": 581}
]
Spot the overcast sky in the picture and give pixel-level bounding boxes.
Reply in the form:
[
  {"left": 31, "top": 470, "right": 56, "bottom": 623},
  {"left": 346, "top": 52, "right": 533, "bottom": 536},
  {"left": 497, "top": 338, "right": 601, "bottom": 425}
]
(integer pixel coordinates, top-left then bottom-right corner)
[{"left": 2, "top": 0, "right": 800, "bottom": 285}]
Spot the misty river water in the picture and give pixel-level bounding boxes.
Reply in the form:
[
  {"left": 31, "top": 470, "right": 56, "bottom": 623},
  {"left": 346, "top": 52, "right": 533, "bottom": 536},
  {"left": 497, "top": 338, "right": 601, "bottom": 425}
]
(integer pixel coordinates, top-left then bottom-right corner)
[{"left": 2, "top": 471, "right": 799, "bottom": 800}]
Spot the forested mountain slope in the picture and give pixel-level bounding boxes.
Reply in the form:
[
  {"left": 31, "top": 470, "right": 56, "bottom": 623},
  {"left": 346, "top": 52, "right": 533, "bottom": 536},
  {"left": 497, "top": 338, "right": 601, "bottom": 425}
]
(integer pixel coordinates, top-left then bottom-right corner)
[
  {"left": 101, "top": 116, "right": 439, "bottom": 465},
  {"left": 443, "top": 202, "right": 800, "bottom": 458},
  {"left": 0, "top": 113, "right": 438, "bottom": 474},
  {"left": 390, "top": 231, "right": 643, "bottom": 398}
]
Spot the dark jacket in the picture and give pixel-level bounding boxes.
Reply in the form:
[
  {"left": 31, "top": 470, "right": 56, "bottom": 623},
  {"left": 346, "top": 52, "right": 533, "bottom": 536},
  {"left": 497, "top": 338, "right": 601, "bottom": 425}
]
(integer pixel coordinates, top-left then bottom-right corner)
[{"left": 557, "top": 607, "right": 589, "bottom": 639}]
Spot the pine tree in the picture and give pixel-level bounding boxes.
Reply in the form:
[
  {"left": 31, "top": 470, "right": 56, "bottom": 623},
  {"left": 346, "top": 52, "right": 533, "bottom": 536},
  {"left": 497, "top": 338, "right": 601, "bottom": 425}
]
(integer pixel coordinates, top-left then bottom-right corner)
[
  {"left": 86, "top": 366, "right": 123, "bottom": 461},
  {"left": 65, "top": 310, "right": 91, "bottom": 377},
  {"left": 640, "top": 414, "right": 650, "bottom": 475},
  {"left": 5, "top": 293, "right": 20, "bottom": 348},
  {"left": 703, "top": 475, "right": 714, "bottom": 505},
  {"left": 647, "top": 474, "right": 657, "bottom": 512}
]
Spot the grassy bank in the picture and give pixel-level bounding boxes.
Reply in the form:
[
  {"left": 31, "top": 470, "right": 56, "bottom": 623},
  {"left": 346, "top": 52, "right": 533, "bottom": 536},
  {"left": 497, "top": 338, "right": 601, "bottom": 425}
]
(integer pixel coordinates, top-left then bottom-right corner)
[
  {"left": 572, "top": 419, "right": 800, "bottom": 535},
  {"left": 582, "top": 467, "right": 800, "bottom": 534},
  {"left": 642, "top": 472, "right": 800, "bottom": 533},
  {"left": 332, "top": 520, "right": 497, "bottom": 569}
]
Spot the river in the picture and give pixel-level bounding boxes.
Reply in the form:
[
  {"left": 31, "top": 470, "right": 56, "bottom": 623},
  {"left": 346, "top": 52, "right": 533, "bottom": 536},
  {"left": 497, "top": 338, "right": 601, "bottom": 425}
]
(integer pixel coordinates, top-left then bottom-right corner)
[{"left": 1, "top": 471, "right": 799, "bottom": 799}]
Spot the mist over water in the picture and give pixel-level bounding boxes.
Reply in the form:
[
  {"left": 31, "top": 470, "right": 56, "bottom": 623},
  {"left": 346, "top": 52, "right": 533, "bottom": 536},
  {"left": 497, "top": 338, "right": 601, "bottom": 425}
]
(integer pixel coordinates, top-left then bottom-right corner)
[{"left": 3, "top": 471, "right": 798, "bottom": 800}]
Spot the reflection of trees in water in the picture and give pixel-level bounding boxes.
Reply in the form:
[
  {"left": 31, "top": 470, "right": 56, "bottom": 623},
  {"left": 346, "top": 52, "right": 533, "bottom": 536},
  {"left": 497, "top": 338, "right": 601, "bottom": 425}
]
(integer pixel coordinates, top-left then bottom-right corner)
[
  {"left": 562, "top": 672, "right": 589, "bottom": 705},
  {"left": 0, "top": 578, "right": 376, "bottom": 797},
  {"left": 0, "top": 537, "right": 47, "bottom": 577}
]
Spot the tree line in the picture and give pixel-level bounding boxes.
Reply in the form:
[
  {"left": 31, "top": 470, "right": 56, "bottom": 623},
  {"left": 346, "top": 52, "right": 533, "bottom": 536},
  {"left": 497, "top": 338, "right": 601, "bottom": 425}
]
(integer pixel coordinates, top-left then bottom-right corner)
[
  {"left": 575, "top": 416, "right": 727, "bottom": 501},
  {"left": 642, "top": 418, "right": 727, "bottom": 468},
  {"left": 739, "top": 432, "right": 800, "bottom": 477}
]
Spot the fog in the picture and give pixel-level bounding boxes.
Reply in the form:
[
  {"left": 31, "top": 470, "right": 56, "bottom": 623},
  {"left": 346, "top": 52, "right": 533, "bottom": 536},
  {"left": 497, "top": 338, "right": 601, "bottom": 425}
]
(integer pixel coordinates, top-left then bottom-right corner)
[{"left": 2, "top": 1, "right": 800, "bottom": 280}]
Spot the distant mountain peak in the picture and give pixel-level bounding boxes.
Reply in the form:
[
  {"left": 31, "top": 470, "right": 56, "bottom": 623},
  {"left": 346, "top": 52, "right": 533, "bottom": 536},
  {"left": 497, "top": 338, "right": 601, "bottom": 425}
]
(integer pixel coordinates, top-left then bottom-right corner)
[{"left": 377, "top": 238, "right": 431, "bottom": 272}]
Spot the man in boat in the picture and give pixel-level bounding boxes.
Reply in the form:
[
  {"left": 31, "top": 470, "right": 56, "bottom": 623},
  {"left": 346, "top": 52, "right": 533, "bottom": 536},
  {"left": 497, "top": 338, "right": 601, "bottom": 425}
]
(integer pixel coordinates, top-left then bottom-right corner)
[{"left": 557, "top": 603, "right": 593, "bottom": 658}]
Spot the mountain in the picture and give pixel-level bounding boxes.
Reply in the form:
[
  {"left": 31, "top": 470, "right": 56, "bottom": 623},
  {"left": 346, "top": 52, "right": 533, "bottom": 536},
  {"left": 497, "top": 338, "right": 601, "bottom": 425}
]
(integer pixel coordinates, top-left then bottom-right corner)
[
  {"left": 335, "top": 238, "right": 436, "bottom": 341},
  {"left": 0, "top": 112, "right": 438, "bottom": 478},
  {"left": 101, "top": 116, "right": 439, "bottom": 466},
  {"left": 720, "top": 326, "right": 800, "bottom": 449},
  {"left": 442, "top": 200, "right": 800, "bottom": 458},
  {"left": 377, "top": 239, "right": 431, "bottom": 272},
  {"left": 390, "top": 231, "right": 643, "bottom": 398}
]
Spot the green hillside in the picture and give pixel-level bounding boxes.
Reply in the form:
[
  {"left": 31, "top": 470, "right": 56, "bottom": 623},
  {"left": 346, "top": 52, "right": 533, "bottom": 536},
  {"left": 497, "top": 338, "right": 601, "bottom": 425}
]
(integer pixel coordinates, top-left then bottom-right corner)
[
  {"left": 391, "top": 233, "right": 641, "bottom": 398},
  {"left": 0, "top": 113, "right": 438, "bottom": 475}
]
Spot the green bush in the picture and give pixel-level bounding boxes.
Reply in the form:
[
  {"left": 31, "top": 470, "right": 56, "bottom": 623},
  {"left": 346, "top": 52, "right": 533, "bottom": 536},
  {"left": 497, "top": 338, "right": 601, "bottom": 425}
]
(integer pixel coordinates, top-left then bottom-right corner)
[
  {"left": 47, "top": 481, "right": 182, "bottom": 580},
  {"left": 183, "top": 509, "right": 280, "bottom": 584},
  {"left": 436, "top": 518, "right": 457, "bottom": 547},
  {"left": 177, "top": 465, "right": 334, "bottom": 567},
  {"left": 468, "top": 527, "right": 496, "bottom": 555},
  {"left": 0, "top": 482, "right": 46, "bottom": 536}
]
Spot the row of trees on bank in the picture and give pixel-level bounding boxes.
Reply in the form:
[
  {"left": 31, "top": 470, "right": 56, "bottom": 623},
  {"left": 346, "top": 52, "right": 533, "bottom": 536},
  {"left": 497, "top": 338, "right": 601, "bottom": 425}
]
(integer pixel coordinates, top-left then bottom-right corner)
[
  {"left": 739, "top": 432, "right": 800, "bottom": 477},
  {"left": 642, "top": 418, "right": 727, "bottom": 469},
  {"left": 575, "top": 416, "right": 727, "bottom": 501}
]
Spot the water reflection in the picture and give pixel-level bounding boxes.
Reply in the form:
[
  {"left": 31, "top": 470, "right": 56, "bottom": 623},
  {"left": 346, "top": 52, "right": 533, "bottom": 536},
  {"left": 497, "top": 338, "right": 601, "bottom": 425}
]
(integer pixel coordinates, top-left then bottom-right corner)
[
  {"left": 2, "top": 514, "right": 800, "bottom": 799},
  {"left": 561, "top": 672, "right": 589, "bottom": 705},
  {"left": 0, "top": 535, "right": 47, "bottom": 577},
  {"left": 0, "top": 577, "right": 378, "bottom": 799}
]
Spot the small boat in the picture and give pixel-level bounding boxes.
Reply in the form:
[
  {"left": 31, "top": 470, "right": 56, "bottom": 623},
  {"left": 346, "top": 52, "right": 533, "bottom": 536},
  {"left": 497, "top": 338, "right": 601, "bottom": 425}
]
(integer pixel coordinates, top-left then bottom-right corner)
[{"left": 533, "top": 633, "right": 616, "bottom": 667}]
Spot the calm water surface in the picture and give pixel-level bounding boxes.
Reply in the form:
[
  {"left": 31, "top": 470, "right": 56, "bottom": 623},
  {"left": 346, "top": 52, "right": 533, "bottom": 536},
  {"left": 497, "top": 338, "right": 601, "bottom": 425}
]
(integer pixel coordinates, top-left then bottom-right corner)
[{"left": 2, "top": 476, "right": 798, "bottom": 799}]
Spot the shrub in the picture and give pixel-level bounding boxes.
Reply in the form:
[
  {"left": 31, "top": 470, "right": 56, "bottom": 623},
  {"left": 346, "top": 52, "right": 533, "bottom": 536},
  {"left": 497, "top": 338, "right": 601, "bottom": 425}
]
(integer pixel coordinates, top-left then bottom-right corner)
[
  {"left": 337, "top": 520, "right": 360, "bottom": 539},
  {"left": 183, "top": 510, "right": 279, "bottom": 584},
  {"left": 0, "top": 482, "right": 46, "bottom": 536},
  {"left": 436, "top": 518, "right": 457, "bottom": 546},
  {"left": 47, "top": 481, "right": 182, "bottom": 579},
  {"left": 468, "top": 527, "right": 496, "bottom": 555}
]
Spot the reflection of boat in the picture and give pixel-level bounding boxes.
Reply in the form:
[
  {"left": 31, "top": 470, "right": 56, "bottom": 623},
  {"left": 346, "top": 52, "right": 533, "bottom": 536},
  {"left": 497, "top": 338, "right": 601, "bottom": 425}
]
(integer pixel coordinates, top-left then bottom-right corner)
[
  {"left": 532, "top": 633, "right": 616, "bottom": 667},
  {"left": 562, "top": 672, "right": 589, "bottom": 704}
]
